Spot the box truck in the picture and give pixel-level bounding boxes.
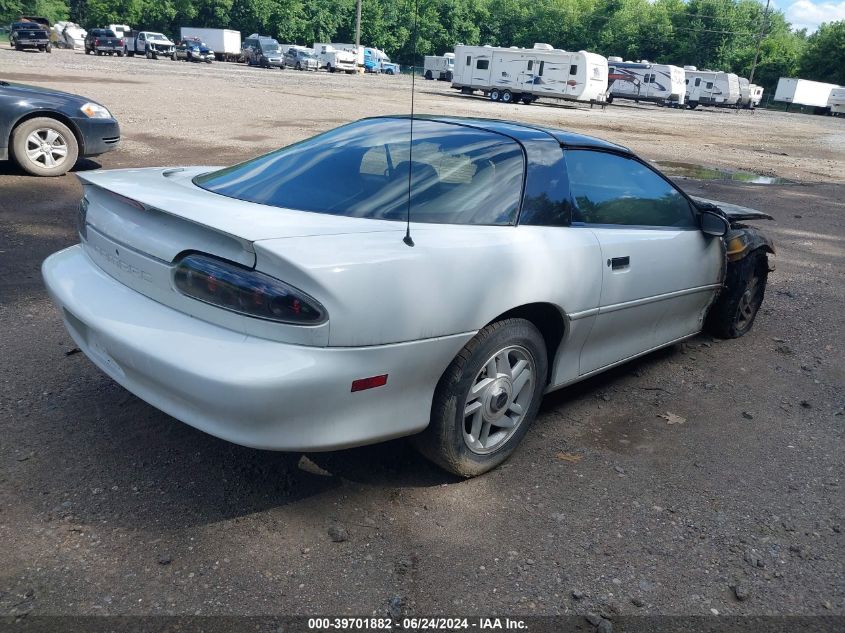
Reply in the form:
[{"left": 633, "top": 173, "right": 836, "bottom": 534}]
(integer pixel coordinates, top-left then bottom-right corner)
[
  {"left": 180, "top": 27, "right": 241, "bottom": 61},
  {"left": 774, "top": 78, "right": 838, "bottom": 109},
  {"left": 424, "top": 53, "right": 455, "bottom": 81}
]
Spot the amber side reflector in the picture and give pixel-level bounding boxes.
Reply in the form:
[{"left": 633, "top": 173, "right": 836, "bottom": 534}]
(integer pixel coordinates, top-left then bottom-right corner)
[{"left": 351, "top": 374, "right": 388, "bottom": 392}]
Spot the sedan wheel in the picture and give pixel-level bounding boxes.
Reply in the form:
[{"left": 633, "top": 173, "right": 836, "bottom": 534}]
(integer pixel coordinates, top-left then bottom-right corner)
[
  {"left": 705, "top": 250, "right": 768, "bottom": 338},
  {"left": 414, "top": 318, "right": 548, "bottom": 477},
  {"left": 11, "top": 117, "right": 79, "bottom": 177}
]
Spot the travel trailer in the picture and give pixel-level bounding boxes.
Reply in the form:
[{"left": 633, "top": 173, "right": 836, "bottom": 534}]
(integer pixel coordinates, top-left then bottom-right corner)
[
  {"left": 452, "top": 43, "right": 608, "bottom": 105},
  {"left": 108, "top": 24, "right": 131, "bottom": 39},
  {"left": 750, "top": 84, "right": 764, "bottom": 107},
  {"left": 826, "top": 88, "right": 845, "bottom": 115},
  {"left": 606, "top": 58, "right": 685, "bottom": 106},
  {"left": 774, "top": 78, "right": 838, "bottom": 109},
  {"left": 52, "top": 21, "right": 86, "bottom": 49},
  {"left": 684, "top": 67, "right": 740, "bottom": 108},
  {"left": 424, "top": 53, "right": 455, "bottom": 80}
]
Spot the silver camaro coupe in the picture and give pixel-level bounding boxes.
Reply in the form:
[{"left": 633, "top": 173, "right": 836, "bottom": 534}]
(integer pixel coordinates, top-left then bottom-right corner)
[{"left": 42, "top": 116, "right": 774, "bottom": 476}]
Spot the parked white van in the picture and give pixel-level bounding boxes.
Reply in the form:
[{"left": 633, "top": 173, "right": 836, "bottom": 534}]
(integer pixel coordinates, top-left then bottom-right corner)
[
  {"left": 424, "top": 53, "right": 455, "bottom": 81},
  {"left": 452, "top": 43, "right": 608, "bottom": 105}
]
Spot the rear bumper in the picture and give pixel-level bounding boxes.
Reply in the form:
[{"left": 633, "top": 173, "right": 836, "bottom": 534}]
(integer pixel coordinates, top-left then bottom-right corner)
[
  {"left": 73, "top": 117, "right": 121, "bottom": 156},
  {"left": 42, "top": 245, "right": 471, "bottom": 451}
]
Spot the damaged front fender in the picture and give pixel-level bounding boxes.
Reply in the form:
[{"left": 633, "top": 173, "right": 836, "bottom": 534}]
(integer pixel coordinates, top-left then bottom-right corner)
[{"left": 725, "top": 227, "right": 775, "bottom": 266}]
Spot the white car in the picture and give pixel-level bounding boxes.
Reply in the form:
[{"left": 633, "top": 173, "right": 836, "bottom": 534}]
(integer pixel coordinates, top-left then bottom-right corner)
[{"left": 42, "top": 117, "right": 774, "bottom": 476}]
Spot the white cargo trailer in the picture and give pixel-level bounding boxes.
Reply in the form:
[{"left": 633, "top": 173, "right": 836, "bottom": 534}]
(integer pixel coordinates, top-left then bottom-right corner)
[
  {"left": 750, "top": 84, "right": 764, "bottom": 107},
  {"left": 313, "top": 43, "right": 357, "bottom": 73},
  {"left": 606, "top": 58, "right": 685, "bottom": 106},
  {"left": 684, "top": 67, "right": 740, "bottom": 108},
  {"left": 828, "top": 88, "right": 845, "bottom": 115},
  {"left": 180, "top": 27, "right": 241, "bottom": 61},
  {"left": 424, "top": 53, "right": 455, "bottom": 80},
  {"left": 774, "top": 78, "right": 838, "bottom": 109},
  {"left": 452, "top": 43, "right": 608, "bottom": 105}
]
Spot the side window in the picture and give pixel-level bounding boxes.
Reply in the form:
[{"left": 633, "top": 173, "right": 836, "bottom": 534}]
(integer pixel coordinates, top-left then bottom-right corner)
[
  {"left": 564, "top": 150, "right": 696, "bottom": 228},
  {"left": 539, "top": 61, "right": 545, "bottom": 76},
  {"left": 695, "top": 78, "right": 701, "bottom": 86},
  {"left": 476, "top": 59, "right": 489, "bottom": 70},
  {"left": 569, "top": 64, "right": 577, "bottom": 75},
  {"left": 706, "top": 81, "right": 713, "bottom": 89},
  {"left": 519, "top": 144, "right": 572, "bottom": 227},
  {"left": 465, "top": 55, "right": 471, "bottom": 66},
  {"left": 527, "top": 60, "right": 533, "bottom": 71}
]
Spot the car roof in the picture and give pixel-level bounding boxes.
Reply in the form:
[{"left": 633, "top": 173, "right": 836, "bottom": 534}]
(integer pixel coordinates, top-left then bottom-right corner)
[{"left": 375, "top": 115, "right": 632, "bottom": 153}]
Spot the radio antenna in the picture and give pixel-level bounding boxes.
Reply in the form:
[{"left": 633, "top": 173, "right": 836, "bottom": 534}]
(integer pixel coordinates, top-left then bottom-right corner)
[{"left": 403, "top": 0, "right": 418, "bottom": 247}]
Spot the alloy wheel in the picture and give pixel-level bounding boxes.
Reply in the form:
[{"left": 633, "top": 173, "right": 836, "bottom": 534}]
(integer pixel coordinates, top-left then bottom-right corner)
[
  {"left": 462, "top": 345, "right": 535, "bottom": 454},
  {"left": 25, "top": 128, "right": 69, "bottom": 170}
]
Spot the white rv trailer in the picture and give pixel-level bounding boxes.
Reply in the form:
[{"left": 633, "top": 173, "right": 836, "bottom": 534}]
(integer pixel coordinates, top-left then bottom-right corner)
[
  {"left": 452, "top": 43, "right": 608, "bottom": 105},
  {"left": 750, "top": 84, "right": 764, "bottom": 107},
  {"left": 424, "top": 53, "right": 455, "bottom": 80},
  {"left": 683, "top": 67, "right": 740, "bottom": 108},
  {"left": 828, "top": 88, "right": 845, "bottom": 115},
  {"left": 774, "top": 78, "right": 838, "bottom": 109},
  {"left": 606, "top": 58, "right": 685, "bottom": 106},
  {"left": 180, "top": 27, "right": 241, "bottom": 61},
  {"left": 108, "top": 24, "right": 131, "bottom": 39}
]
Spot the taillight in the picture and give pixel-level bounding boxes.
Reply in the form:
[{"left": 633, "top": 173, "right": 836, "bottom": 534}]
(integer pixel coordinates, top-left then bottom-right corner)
[
  {"left": 118, "top": 38, "right": 124, "bottom": 45},
  {"left": 172, "top": 254, "right": 327, "bottom": 325},
  {"left": 95, "top": 38, "right": 100, "bottom": 45}
]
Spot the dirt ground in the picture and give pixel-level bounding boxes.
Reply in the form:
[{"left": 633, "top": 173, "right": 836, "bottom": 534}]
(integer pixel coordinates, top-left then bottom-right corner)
[{"left": 0, "top": 48, "right": 843, "bottom": 622}]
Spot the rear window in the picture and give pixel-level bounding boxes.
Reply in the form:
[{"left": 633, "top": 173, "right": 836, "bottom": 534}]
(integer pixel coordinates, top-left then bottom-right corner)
[{"left": 195, "top": 118, "right": 525, "bottom": 226}]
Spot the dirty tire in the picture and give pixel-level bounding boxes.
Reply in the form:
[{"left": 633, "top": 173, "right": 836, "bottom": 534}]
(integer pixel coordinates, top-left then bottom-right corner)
[
  {"left": 706, "top": 250, "right": 769, "bottom": 339},
  {"left": 11, "top": 117, "right": 78, "bottom": 177},
  {"left": 413, "top": 318, "right": 548, "bottom": 477}
]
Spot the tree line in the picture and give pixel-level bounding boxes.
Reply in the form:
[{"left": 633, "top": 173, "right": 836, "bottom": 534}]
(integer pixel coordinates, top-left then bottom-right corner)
[{"left": 4, "top": 0, "right": 844, "bottom": 91}]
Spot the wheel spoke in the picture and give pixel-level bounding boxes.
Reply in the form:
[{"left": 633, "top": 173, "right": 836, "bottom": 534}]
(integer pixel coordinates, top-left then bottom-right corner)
[
  {"left": 51, "top": 146, "right": 68, "bottom": 158},
  {"left": 464, "top": 399, "right": 482, "bottom": 417},
  {"left": 485, "top": 357, "right": 498, "bottom": 379},
  {"left": 510, "top": 359, "right": 528, "bottom": 383},
  {"left": 507, "top": 401, "right": 524, "bottom": 416},
  {"left": 512, "top": 365, "right": 531, "bottom": 397},
  {"left": 469, "top": 377, "right": 494, "bottom": 401},
  {"left": 469, "top": 410, "right": 483, "bottom": 441},
  {"left": 478, "top": 420, "right": 492, "bottom": 446},
  {"left": 26, "top": 147, "right": 43, "bottom": 160},
  {"left": 44, "top": 129, "right": 59, "bottom": 144},
  {"left": 43, "top": 152, "right": 56, "bottom": 167}
]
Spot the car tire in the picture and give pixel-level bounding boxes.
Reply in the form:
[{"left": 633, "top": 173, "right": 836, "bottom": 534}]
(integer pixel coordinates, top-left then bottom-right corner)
[
  {"left": 424, "top": 70, "right": 433, "bottom": 80},
  {"left": 705, "top": 250, "right": 769, "bottom": 339},
  {"left": 413, "top": 318, "right": 548, "bottom": 477},
  {"left": 501, "top": 90, "right": 513, "bottom": 103},
  {"left": 117, "top": 50, "right": 124, "bottom": 57},
  {"left": 10, "top": 117, "right": 79, "bottom": 177},
  {"left": 688, "top": 101, "right": 698, "bottom": 110},
  {"left": 489, "top": 89, "right": 501, "bottom": 101}
]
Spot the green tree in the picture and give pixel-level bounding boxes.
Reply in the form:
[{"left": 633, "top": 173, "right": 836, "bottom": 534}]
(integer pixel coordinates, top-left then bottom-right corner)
[{"left": 800, "top": 21, "right": 845, "bottom": 85}]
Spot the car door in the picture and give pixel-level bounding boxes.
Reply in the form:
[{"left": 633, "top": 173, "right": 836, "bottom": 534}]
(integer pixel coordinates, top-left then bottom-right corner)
[{"left": 564, "top": 149, "right": 723, "bottom": 375}]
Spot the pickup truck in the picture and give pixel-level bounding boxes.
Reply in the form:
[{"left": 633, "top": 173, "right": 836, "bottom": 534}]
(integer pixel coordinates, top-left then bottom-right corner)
[
  {"left": 10, "top": 22, "right": 51, "bottom": 53},
  {"left": 124, "top": 31, "right": 175, "bottom": 59},
  {"left": 85, "top": 28, "right": 125, "bottom": 56}
]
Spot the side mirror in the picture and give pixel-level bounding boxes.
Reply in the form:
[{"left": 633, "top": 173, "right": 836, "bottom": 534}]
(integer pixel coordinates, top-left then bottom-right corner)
[{"left": 699, "top": 209, "right": 729, "bottom": 237}]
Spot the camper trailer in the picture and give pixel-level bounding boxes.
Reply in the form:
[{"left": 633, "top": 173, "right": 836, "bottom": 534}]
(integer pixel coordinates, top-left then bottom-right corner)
[
  {"left": 827, "top": 88, "right": 845, "bottom": 116},
  {"left": 750, "top": 84, "right": 764, "bottom": 107},
  {"left": 452, "top": 43, "right": 608, "bottom": 105},
  {"left": 774, "top": 78, "right": 838, "bottom": 110},
  {"left": 424, "top": 53, "right": 455, "bottom": 80},
  {"left": 684, "top": 67, "right": 740, "bottom": 108},
  {"left": 606, "top": 58, "right": 685, "bottom": 106}
]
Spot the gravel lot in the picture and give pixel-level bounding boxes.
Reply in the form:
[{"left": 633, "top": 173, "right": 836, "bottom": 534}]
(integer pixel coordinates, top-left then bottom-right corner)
[{"left": 1, "top": 48, "right": 843, "bottom": 622}]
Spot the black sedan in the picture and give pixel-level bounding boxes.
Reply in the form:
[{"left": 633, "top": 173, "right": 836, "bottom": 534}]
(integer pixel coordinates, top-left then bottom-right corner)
[{"left": 0, "top": 81, "right": 120, "bottom": 176}]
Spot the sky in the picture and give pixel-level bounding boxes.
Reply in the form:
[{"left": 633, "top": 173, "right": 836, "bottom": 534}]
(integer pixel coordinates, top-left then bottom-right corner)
[{"left": 781, "top": 0, "right": 845, "bottom": 32}]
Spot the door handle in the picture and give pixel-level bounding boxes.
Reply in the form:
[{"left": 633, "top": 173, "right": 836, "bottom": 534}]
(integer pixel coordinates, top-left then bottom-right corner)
[{"left": 608, "top": 256, "right": 630, "bottom": 270}]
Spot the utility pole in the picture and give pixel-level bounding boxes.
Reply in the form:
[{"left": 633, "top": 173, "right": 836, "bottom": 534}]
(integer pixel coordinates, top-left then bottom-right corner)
[
  {"left": 748, "top": 0, "right": 771, "bottom": 84},
  {"left": 354, "top": 0, "right": 362, "bottom": 72}
]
